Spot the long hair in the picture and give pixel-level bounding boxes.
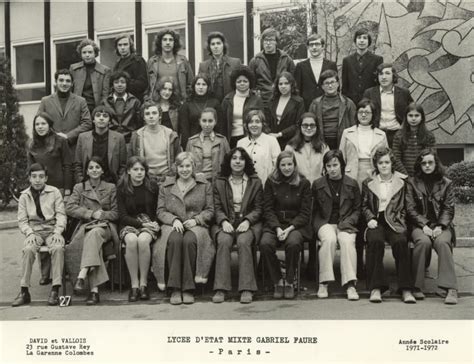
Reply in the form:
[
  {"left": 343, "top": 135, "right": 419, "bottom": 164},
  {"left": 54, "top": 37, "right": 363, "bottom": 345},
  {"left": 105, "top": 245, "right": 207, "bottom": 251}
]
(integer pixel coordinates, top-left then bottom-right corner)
[
  {"left": 76, "top": 38, "right": 100, "bottom": 57},
  {"left": 117, "top": 156, "right": 154, "bottom": 195},
  {"left": 287, "top": 112, "right": 326, "bottom": 153},
  {"left": 190, "top": 73, "right": 213, "bottom": 99},
  {"left": 269, "top": 150, "right": 301, "bottom": 185},
  {"left": 399, "top": 102, "right": 432, "bottom": 148},
  {"left": 155, "top": 76, "right": 180, "bottom": 109},
  {"left": 414, "top": 147, "right": 445, "bottom": 180},
  {"left": 322, "top": 149, "right": 346, "bottom": 176},
  {"left": 114, "top": 33, "right": 136, "bottom": 56},
  {"left": 154, "top": 29, "right": 181, "bottom": 56},
  {"left": 31, "top": 113, "right": 55, "bottom": 148},
  {"left": 272, "top": 71, "right": 298, "bottom": 99},
  {"left": 219, "top": 147, "right": 256, "bottom": 178},
  {"left": 206, "top": 31, "right": 228, "bottom": 56}
]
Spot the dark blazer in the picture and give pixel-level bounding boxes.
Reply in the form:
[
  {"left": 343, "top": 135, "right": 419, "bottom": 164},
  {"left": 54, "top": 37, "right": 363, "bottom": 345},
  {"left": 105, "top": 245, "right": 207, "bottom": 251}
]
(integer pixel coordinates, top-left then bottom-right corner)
[
  {"left": 70, "top": 61, "right": 111, "bottom": 107},
  {"left": 198, "top": 55, "right": 242, "bottom": 102},
  {"left": 74, "top": 130, "right": 127, "bottom": 183},
  {"left": 212, "top": 174, "right": 263, "bottom": 241},
  {"left": 269, "top": 95, "right": 305, "bottom": 149},
  {"left": 294, "top": 58, "right": 338, "bottom": 110},
  {"left": 263, "top": 176, "right": 312, "bottom": 240},
  {"left": 312, "top": 175, "right": 361, "bottom": 234},
  {"left": 406, "top": 176, "right": 456, "bottom": 244},
  {"left": 361, "top": 172, "right": 407, "bottom": 234},
  {"left": 117, "top": 183, "right": 158, "bottom": 229},
  {"left": 341, "top": 51, "right": 383, "bottom": 105},
  {"left": 102, "top": 93, "right": 142, "bottom": 143},
  {"left": 113, "top": 54, "right": 149, "bottom": 102},
  {"left": 362, "top": 85, "right": 413, "bottom": 128},
  {"left": 221, "top": 91, "right": 265, "bottom": 140}
]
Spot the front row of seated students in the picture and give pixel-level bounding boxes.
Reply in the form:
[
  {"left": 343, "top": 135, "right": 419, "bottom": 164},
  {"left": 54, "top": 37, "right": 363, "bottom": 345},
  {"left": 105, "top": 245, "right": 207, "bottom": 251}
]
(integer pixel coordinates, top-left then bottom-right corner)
[{"left": 12, "top": 145, "right": 458, "bottom": 306}]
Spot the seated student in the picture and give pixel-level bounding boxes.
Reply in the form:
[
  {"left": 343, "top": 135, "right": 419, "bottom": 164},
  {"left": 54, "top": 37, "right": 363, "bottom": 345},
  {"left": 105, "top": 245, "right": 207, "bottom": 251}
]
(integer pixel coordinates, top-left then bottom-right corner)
[
  {"left": 406, "top": 148, "right": 458, "bottom": 304},
  {"left": 74, "top": 105, "right": 127, "bottom": 184},
  {"left": 148, "top": 76, "right": 181, "bottom": 132},
  {"left": 117, "top": 156, "right": 159, "bottom": 302},
  {"left": 66, "top": 157, "right": 119, "bottom": 305},
  {"left": 362, "top": 147, "right": 415, "bottom": 304},
  {"left": 212, "top": 147, "right": 263, "bottom": 304},
  {"left": 12, "top": 163, "right": 66, "bottom": 307},
  {"left": 312, "top": 150, "right": 360, "bottom": 300},
  {"left": 153, "top": 152, "right": 214, "bottom": 305},
  {"left": 185, "top": 107, "right": 230, "bottom": 182},
  {"left": 102, "top": 71, "right": 142, "bottom": 145},
  {"left": 130, "top": 101, "right": 181, "bottom": 185},
  {"left": 260, "top": 150, "right": 312, "bottom": 299}
]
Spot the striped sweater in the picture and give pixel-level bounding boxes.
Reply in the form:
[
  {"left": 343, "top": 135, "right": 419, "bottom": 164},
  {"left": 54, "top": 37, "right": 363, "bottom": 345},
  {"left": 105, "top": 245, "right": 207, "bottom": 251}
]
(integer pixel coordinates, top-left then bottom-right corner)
[{"left": 392, "top": 129, "right": 436, "bottom": 176}]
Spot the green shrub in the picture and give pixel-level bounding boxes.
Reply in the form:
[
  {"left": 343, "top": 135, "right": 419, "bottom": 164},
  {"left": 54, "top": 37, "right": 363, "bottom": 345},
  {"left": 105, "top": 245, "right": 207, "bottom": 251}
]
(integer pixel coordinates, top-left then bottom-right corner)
[
  {"left": 446, "top": 161, "right": 474, "bottom": 187},
  {"left": 452, "top": 186, "right": 474, "bottom": 204}
]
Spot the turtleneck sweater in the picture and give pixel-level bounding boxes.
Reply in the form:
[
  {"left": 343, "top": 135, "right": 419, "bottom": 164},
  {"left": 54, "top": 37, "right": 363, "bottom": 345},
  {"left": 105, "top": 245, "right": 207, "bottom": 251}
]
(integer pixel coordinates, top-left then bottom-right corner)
[{"left": 357, "top": 124, "right": 374, "bottom": 158}]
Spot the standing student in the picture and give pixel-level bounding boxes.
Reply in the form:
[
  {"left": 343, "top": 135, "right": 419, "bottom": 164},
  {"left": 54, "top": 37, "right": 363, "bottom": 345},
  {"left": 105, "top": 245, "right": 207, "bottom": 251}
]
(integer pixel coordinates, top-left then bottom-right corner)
[
  {"left": 113, "top": 34, "right": 148, "bottom": 102},
  {"left": 294, "top": 34, "right": 337, "bottom": 110},
  {"left": 185, "top": 107, "right": 230, "bottom": 182},
  {"left": 198, "top": 31, "right": 242, "bottom": 103},
  {"left": 341, "top": 28, "right": 383, "bottom": 105},
  {"left": 12, "top": 163, "right": 66, "bottom": 307},
  {"left": 362, "top": 147, "right": 415, "bottom": 304},
  {"left": 392, "top": 103, "right": 436, "bottom": 176},
  {"left": 117, "top": 156, "right": 159, "bottom": 302},
  {"left": 147, "top": 29, "right": 194, "bottom": 102},
  {"left": 268, "top": 71, "right": 305, "bottom": 149},
  {"left": 363, "top": 63, "right": 413, "bottom": 146},
  {"left": 212, "top": 147, "right": 263, "bottom": 304},
  {"left": 70, "top": 38, "right": 111, "bottom": 113},
  {"left": 406, "top": 148, "right": 458, "bottom": 304},
  {"left": 260, "top": 151, "right": 312, "bottom": 299},
  {"left": 102, "top": 71, "right": 142, "bottom": 145},
  {"left": 248, "top": 28, "right": 295, "bottom": 106}
]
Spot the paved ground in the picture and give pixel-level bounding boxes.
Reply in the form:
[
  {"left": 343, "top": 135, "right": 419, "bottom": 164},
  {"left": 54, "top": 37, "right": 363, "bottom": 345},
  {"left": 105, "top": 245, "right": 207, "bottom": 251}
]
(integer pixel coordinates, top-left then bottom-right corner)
[{"left": 1, "top": 228, "right": 473, "bottom": 320}]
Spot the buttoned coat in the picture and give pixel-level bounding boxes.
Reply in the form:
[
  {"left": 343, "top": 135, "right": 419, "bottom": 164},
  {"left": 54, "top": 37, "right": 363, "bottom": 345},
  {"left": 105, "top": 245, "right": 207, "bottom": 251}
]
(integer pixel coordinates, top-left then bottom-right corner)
[
  {"left": 339, "top": 125, "right": 388, "bottom": 182},
  {"left": 362, "top": 85, "right": 413, "bottom": 129},
  {"left": 37, "top": 93, "right": 93, "bottom": 146},
  {"left": 361, "top": 172, "right": 407, "bottom": 234},
  {"left": 312, "top": 175, "right": 361, "bottom": 234},
  {"left": 309, "top": 94, "right": 357, "bottom": 147},
  {"left": 269, "top": 95, "right": 305, "bottom": 148},
  {"left": 113, "top": 54, "right": 149, "bottom": 102},
  {"left": 406, "top": 176, "right": 456, "bottom": 245},
  {"left": 212, "top": 174, "right": 263, "bottom": 242},
  {"left": 102, "top": 93, "right": 142, "bottom": 143},
  {"left": 198, "top": 55, "right": 242, "bottom": 101},
  {"left": 152, "top": 175, "right": 215, "bottom": 288},
  {"left": 147, "top": 54, "right": 194, "bottom": 102},
  {"left": 70, "top": 61, "right": 111, "bottom": 107},
  {"left": 248, "top": 50, "right": 295, "bottom": 105},
  {"left": 341, "top": 51, "right": 383, "bottom": 105},
  {"left": 294, "top": 58, "right": 338, "bottom": 110},
  {"left": 74, "top": 130, "right": 127, "bottom": 183}
]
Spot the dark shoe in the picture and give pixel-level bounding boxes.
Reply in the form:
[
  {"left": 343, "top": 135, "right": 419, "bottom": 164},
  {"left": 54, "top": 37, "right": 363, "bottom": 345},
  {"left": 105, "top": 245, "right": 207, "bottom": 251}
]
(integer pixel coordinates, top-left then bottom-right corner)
[
  {"left": 128, "top": 288, "right": 139, "bottom": 302},
  {"left": 47, "top": 290, "right": 59, "bottom": 306},
  {"left": 12, "top": 291, "right": 31, "bottom": 307},
  {"left": 39, "top": 278, "right": 52, "bottom": 286},
  {"left": 86, "top": 292, "right": 100, "bottom": 305},
  {"left": 413, "top": 290, "right": 425, "bottom": 300},
  {"left": 139, "top": 286, "right": 150, "bottom": 300},
  {"left": 74, "top": 278, "right": 86, "bottom": 293}
]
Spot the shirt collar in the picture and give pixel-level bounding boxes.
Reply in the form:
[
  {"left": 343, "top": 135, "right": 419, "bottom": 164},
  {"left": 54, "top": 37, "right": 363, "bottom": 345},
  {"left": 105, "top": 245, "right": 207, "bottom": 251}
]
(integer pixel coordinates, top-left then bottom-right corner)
[
  {"left": 247, "top": 134, "right": 264, "bottom": 146},
  {"left": 377, "top": 174, "right": 393, "bottom": 183},
  {"left": 229, "top": 173, "right": 248, "bottom": 183},
  {"left": 113, "top": 93, "right": 128, "bottom": 102},
  {"left": 199, "top": 131, "right": 216, "bottom": 143},
  {"left": 379, "top": 86, "right": 394, "bottom": 94}
]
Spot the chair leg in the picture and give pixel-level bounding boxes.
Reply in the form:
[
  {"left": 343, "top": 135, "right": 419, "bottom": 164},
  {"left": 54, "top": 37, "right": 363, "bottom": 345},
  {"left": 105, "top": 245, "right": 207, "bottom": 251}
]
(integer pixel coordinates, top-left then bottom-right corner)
[
  {"left": 118, "top": 248, "right": 123, "bottom": 293},
  {"left": 297, "top": 250, "right": 301, "bottom": 295},
  {"left": 109, "top": 260, "right": 115, "bottom": 292}
]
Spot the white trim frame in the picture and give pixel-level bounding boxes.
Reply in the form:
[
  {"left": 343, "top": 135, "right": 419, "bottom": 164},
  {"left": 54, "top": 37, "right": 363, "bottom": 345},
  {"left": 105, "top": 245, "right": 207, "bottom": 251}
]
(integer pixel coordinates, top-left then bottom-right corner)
[
  {"left": 142, "top": 20, "right": 188, "bottom": 61},
  {"left": 194, "top": 12, "right": 247, "bottom": 71}
]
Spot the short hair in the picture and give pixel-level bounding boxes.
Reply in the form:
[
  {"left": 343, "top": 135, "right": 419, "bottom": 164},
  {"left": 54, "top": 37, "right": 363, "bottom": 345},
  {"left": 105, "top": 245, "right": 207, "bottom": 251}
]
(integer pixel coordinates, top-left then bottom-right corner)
[
  {"left": 86, "top": 156, "right": 106, "bottom": 173},
  {"left": 307, "top": 33, "right": 325, "bottom": 47},
  {"left": 273, "top": 71, "right": 298, "bottom": 98},
  {"left": 54, "top": 69, "right": 73, "bottom": 82},
  {"left": 353, "top": 28, "right": 372, "bottom": 46},
  {"left": 175, "top": 152, "right": 196, "bottom": 175},
  {"left": 261, "top": 27, "right": 280, "bottom": 45},
  {"left": 200, "top": 107, "right": 218, "bottom": 123},
  {"left": 140, "top": 100, "right": 162, "bottom": 120},
  {"left": 414, "top": 147, "right": 445, "bottom": 180},
  {"left": 91, "top": 105, "right": 115, "bottom": 120},
  {"left": 190, "top": 73, "right": 212, "bottom": 98},
  {"left": 356, "top": 98, "right": 376, "bottom": 128},
  {"left": 76, "top": 38, "right": 100, "bottom": 57},
  {"left": 110, "top": 70, "right": 130, "bottom": 88},
  {"left": 322, "top": 150, "right": 346, "bottom": 176},
  {"left": 206, "top": 31, "right": 228, "bottom": 56},
  {"left": 319, "top": 69, "right": 339, "bottom": 85},
  {"left": 154, "top": 29, "right": 181, "bottom": 56},
  {"left": 28, "top": 163, "right": 47, "bottom": 176},
  {"left": 376, "top": 63, "right": 398, "bottom": 84},
  {"left": 372, "top": 147, "right": 396, "bottom": 175},
  {"left": 244, "top": 109, "right": 266, "bottom": 128},
  {"left": 114, "top": 33, "right": 135, "bottom": 56},
  {"left": 230, "top": 66, "right": 256, "bottom": 90},
  {"left": 219, "top": 147, "right": 256, "bottom": 177}
]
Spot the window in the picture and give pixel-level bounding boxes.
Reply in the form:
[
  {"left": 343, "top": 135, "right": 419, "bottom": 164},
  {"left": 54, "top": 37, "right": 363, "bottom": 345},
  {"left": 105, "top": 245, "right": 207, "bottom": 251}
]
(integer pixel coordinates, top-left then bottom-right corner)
[
  {"left": 147, "top": 25, "right": 186, "bottom": 59},
  {"left": 55, "top": 38, "right": 83, "bottom": 71},
  {"left": 0, "top": 47, "right": 5, "bottom": 59},
  {"left": 98, "top": 32, "right": 134, "bottom": 69},
  {"left": 14, "top": 43, "right": 46, "bottom": 102},
  {"left": 200, "top": 17, "right": 244, "bottom": 62}
]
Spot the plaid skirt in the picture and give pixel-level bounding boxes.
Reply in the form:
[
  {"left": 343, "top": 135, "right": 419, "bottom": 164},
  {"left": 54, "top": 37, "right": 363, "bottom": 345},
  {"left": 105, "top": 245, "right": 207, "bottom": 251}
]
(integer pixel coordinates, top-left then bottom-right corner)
[{"left": 119, "top": 213, "right": 159, "bottom": 241}]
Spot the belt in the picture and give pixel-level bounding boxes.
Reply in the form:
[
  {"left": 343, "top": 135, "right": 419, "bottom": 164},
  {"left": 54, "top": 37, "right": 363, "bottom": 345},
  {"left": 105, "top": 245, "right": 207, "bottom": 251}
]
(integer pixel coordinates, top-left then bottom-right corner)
[{"left": 277, "top": 210, "right": 297, "bottom": 220}]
